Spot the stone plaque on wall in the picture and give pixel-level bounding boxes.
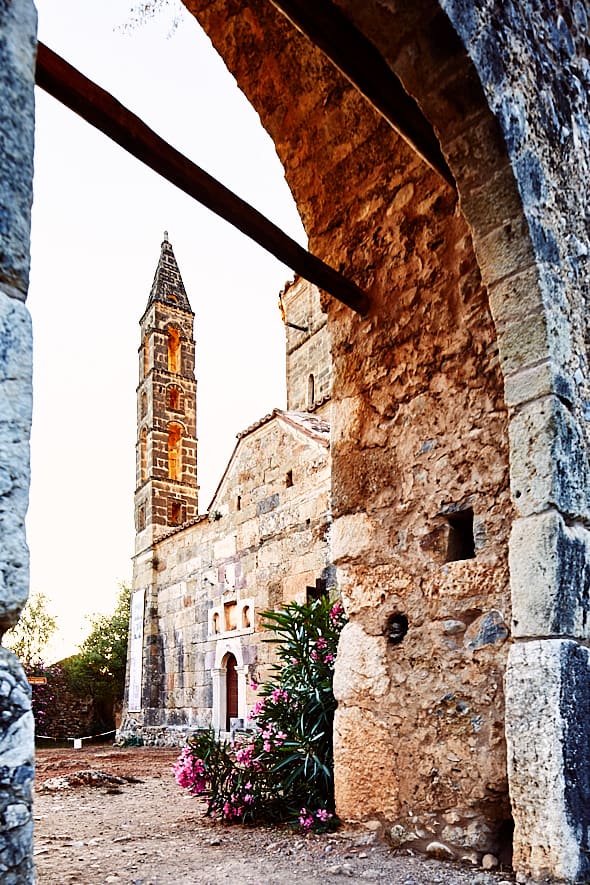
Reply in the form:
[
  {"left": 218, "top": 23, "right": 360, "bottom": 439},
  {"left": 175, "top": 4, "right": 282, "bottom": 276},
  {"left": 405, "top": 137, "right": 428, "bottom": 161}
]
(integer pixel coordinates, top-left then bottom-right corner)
[{"left": 128, "top": 588, "right": 145, "bottom": 712}]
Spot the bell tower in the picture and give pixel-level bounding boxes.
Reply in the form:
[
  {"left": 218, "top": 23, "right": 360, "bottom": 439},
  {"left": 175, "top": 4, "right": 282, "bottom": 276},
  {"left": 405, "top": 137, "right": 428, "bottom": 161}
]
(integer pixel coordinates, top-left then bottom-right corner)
[{"left": 134, "top": 232, "right": 198, "bottom": 553}]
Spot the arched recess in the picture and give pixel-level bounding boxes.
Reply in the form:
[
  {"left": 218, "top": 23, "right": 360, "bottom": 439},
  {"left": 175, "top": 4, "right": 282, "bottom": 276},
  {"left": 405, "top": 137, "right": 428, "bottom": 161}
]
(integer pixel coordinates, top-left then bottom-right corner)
[
  {"left": 167, "top": 326, "right": 181, "bottom": 373},
  {"left": 139, "top": 426, "right": 148, "bottom": 483},
  {"left": 185, "top": 0, "right": 583, "bottom": 876},
  {"left": 211, "top": 638, "right": 248, "bottom": 734},
  {"left": 167, "top": 421, "right": 184, "bottom": 480}
]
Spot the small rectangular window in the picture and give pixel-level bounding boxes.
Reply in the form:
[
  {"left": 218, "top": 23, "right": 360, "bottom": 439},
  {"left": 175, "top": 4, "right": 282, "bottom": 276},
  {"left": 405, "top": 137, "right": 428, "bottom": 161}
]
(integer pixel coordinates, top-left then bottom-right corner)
[{"left": 168, "top": 499, "right": 184, "bottom": 526}]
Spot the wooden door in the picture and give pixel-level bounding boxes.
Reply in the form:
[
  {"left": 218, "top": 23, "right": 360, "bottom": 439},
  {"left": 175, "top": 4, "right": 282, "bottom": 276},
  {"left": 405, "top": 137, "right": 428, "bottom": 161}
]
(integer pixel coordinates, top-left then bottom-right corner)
[{"left": 226, "top": 655, "right": 238, "bottom": 731}]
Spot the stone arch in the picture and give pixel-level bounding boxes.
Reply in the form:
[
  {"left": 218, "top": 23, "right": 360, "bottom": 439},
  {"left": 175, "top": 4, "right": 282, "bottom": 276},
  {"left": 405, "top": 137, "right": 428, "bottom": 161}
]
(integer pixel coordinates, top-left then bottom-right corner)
[
  {"left": 185, "top": 1, "right": 587, "bottom": 876},
  {"left": 167, "top": 383, "right": 183, "bottom": 412},
  {"left": 167, "top": 325, "right": 181, "bottom": 373},
  {"left": 139, "top": 426, "right": 148, "bottom": 483},
  {"left": 211, "top": 637, "right": 248, "bottom": 734},
  {"left": 167, "top": 421, "right": 184, "bottom": 481}
]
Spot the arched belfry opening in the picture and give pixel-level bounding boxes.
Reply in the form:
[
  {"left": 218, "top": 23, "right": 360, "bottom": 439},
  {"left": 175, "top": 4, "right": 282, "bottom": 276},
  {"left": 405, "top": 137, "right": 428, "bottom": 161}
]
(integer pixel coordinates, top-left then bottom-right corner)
[{"left": 167, "top": 326, "right": 181, "bottom": 374}]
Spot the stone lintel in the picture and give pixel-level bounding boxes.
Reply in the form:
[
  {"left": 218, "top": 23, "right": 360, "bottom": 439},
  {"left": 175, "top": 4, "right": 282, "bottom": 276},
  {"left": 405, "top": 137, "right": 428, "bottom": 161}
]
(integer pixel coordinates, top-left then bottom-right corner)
[
  {"left": 511, "top": 511, "right": 590, "bottom": 639},
  {"left": 506, "top": 640, "right": 590, "bottom": 883}
]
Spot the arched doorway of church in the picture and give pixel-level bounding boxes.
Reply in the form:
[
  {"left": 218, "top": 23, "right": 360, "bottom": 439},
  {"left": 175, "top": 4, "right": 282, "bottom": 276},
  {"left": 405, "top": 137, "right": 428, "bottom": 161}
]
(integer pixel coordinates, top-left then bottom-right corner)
[{"left": 224, "top": 653, "right": 239, "bottom": 732}]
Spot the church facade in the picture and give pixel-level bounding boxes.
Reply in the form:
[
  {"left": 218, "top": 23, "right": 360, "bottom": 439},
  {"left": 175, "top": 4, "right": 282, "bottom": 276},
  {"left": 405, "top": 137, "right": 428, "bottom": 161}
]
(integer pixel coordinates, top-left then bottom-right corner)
[{"left": 120, "top": 236, "right": 333, "bottom": 743}]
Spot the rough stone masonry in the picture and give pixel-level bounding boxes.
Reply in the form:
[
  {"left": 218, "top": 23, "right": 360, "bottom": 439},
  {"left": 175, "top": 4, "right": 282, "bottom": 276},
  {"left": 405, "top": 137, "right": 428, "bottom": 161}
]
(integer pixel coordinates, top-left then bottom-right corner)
[
  {"left": 186, "top": 1, "right": 590, "bottom": 881},
  {"left": 0, "top": 0, "right": 36, "bottom": 881}
]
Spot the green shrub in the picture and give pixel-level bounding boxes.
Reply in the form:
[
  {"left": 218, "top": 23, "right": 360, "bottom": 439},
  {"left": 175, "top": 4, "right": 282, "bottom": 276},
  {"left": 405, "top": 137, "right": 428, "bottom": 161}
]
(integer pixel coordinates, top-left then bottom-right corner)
[{"left": 172, "top": 596, "right": 347, "bottom": 830}]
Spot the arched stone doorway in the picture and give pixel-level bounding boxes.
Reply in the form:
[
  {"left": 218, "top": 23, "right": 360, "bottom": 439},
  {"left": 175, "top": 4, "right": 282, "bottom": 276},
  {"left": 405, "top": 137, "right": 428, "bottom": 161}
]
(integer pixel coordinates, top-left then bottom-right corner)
[{"left": 212, "top": 638, "right": 248, "bottom": 735}]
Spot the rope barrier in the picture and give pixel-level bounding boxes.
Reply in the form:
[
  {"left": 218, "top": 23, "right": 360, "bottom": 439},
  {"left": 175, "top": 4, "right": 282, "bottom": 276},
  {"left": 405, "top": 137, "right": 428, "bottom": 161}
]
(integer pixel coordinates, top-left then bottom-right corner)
[{"left": 36, "top": 729, "right": 116, "bottom": 742}]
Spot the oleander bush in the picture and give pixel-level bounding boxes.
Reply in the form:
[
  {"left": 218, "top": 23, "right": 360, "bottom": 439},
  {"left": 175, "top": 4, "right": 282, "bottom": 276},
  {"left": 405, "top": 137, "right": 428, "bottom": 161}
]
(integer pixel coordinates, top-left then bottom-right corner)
[{"left": 172, "top": 596, "right": 347, "bottom": 831}]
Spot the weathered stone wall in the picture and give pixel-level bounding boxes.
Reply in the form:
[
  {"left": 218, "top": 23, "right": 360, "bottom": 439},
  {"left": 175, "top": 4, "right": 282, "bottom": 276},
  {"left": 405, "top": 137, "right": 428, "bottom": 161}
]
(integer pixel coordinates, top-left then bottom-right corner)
[
  {"left": 0, "top": 1, "right": 36, "bottom": 881},
  {"left": 283, "top": 278, "right": 332, "bottom": 414},
  {"left": 187, "top": 0, "right": 512, "bottom": 864},
  {"left": 122, "top": 411, "right": 331, "bottom": 744},
  {"left": 433, "top": 5, "right": 590, "bottom": 879},
  {"left": 186, "top": 1, "right": 590, "bottom": 878}
]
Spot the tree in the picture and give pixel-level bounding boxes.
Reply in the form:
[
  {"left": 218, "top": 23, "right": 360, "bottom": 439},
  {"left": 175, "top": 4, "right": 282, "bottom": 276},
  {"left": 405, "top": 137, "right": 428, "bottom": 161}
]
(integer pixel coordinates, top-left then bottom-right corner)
[
  {"left": 63, "top": 584, "right": 131, "bottom": 712},
  {"left": 3, "top": 592, "right": 58, "bottom": 667}
]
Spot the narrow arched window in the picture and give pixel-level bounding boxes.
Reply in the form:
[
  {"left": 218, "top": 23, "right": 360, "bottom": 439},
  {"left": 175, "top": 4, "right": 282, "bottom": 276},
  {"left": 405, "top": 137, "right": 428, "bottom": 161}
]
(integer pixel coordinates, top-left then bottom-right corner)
[
  {"left": 307, "top": 373, "right": 315, "bottom": 409},
  {"left": 140, "top": 427, "right": 147, "bottom": 482},
  {"left": 168, "top": 385, "right": 182, "bottom": 411},
  {"left": 168, "top": 423, "right": 182, "bottom": 480},
  {"left": 143, "top": 334, "right": 150, "bottom": 377},
  {"left": 168, "top": 327, "right": 181, "bottom": 373},
  {"left": 141, "top": 391, "right": 147, "bottom": 417}
]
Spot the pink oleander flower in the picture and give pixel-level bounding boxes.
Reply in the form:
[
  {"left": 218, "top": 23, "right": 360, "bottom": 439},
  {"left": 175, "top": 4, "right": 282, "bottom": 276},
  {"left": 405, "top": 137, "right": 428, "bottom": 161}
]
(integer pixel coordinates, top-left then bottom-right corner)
[
  {"left": 299, "top": 808, "right": 315, "bottom": 830},
  {"left": 248, "top": 698, "right": 266, "bottom": 720},
  {"left": 315, "top": 809, "right": 333, "bottom": 823},
  {"left": 315, "top": 637, "right": 328, "bottom": 650},
  {"left": 271, "top": 688, "right": 289, "bottom": 704},
  {"left": 172, "top": 748, "right": 207, "bottom": 794},
  {"left": 329, "top": 601, "right": 344, "bottom": 623},
  {"left": 235, "top": 742, "right": 256, "bottom": 766},
  {"left": 324, "top": 653, "right": 335, "bottom": 664},
  {"left": 249, "top": 680, "right": 259, "bottom": 691}
]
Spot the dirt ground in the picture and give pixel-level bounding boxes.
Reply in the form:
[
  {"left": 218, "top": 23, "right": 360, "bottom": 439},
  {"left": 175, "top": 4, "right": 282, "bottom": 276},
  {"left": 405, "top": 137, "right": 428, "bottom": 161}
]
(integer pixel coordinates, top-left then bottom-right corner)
[{"left": 34, "top": 746, "right": 515, "bottom": 884}]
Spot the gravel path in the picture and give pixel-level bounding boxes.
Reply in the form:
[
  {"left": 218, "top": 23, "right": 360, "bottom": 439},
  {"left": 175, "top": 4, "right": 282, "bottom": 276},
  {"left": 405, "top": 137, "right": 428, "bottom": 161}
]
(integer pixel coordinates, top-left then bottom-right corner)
[{"left": 34, "top": 747, "right": 516, "bottom": 884}]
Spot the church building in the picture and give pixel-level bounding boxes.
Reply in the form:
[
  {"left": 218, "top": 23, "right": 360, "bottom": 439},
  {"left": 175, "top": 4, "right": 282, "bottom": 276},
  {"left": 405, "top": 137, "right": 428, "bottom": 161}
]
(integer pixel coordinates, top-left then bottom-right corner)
[{"left": 120, "top": 234, "right": 333, "bottom": 743}]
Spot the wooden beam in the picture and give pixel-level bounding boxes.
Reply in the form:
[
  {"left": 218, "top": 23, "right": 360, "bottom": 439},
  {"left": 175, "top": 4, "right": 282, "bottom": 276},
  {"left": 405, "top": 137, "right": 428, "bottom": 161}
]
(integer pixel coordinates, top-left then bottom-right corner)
[
  {"left": 269, "top": 0, "right": 455, "bottom": 188},
  {"left": 35, "top": 41, "right": 370, "bottom": 316}
]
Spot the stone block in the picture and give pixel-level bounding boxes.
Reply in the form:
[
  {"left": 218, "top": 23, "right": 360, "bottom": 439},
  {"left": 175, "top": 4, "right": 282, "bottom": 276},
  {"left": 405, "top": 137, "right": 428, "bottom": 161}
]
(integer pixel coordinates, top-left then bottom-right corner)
[
  {"left": 478, "top": 215, "right": 535, "bottom": 286},
  {"left": 0, "top": 291, "right": 32, "bottom": 631},
  {"left": 509, "top": 395, "right": 590, "bottom": 520},
  {"left": 333, "top": 622, "right": 390, "bottom": 705},
  {"left": 331, "top": 513, "right": 375, "bottom": 564},
  {"left": 496, "top": 313, "right": 549, "bottom": 379},
  {"left": 503, "top": 360, "right": 574, "bottom": 409},
  {"left": 506, "top": 640, "right": 590, "bottom": 883},
  {"left": 511, "top": 511, "right": 590, "bottom": 638},
  {"left": 487, "top": 265, "right": 545, "bottom": 329},
  {"left": 334, "top": 704, "right": 400, "bottom": 822},
  {"left": 0, "top": 649, "right": 33, "bottom": 883},
  {"left": 0, "top": 0, "right": 36, "bottom": 299}
]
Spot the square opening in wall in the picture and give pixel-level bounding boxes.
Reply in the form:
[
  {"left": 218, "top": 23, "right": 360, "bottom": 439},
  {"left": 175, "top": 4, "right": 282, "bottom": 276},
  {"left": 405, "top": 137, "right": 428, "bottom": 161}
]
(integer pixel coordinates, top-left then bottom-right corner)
[
  {"left": 169, "top": 499, "right": 184, "bottom": 526},
  {"left": 445, "top": 509, "right": 475, "bottom": 561}
]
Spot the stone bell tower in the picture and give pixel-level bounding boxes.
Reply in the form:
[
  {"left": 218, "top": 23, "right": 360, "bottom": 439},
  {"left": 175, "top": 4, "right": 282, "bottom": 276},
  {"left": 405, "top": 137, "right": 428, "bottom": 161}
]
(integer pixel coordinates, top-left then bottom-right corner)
[{"left": 134, "top": 232, "right": 198, "bottom": 553}]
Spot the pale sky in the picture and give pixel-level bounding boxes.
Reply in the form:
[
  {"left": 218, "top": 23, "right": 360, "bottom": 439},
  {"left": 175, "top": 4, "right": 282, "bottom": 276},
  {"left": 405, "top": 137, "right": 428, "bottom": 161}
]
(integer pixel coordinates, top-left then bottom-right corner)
[{"left": 27, "top": 0, "right": 307, "bottom": 660}]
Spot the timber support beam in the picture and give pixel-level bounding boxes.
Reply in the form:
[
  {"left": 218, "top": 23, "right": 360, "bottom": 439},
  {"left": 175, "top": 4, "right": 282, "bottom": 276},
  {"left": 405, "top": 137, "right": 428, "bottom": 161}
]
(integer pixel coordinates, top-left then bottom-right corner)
[{"left": 35, "top": 41, "right": 370, "bottom": 316}]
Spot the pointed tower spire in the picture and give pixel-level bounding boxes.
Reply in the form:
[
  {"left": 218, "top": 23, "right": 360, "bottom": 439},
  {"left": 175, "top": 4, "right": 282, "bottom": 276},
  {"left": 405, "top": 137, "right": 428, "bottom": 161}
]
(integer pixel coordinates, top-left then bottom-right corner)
[
  {"left": 135, "top": 233, "right": 199, "bottom": 551},
  {"left": 146, "top": 231, "right": 193, "bottom": 314}
]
